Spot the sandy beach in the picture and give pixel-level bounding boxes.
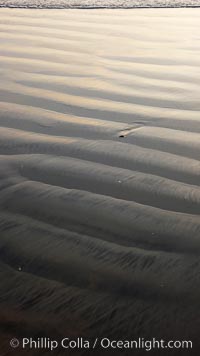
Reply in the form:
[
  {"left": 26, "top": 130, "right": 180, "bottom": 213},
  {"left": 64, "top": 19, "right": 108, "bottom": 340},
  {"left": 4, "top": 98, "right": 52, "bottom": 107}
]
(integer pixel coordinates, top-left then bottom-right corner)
[{"left": 0, "top": 7, "right": 200, "bottom": 355}]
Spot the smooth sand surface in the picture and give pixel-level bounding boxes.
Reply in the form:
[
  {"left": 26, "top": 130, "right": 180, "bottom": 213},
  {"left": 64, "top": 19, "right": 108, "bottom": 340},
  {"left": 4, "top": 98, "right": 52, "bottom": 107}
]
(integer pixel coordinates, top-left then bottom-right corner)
[{"left": 0, "top": 8, "right": 200, "bottom": 355}]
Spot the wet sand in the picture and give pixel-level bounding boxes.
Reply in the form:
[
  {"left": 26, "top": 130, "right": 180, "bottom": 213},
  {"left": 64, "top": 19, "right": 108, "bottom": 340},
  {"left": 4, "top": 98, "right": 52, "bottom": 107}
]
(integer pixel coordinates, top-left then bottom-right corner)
[{"left": 0, "top": 8, "right": 200, "bottom": 355}]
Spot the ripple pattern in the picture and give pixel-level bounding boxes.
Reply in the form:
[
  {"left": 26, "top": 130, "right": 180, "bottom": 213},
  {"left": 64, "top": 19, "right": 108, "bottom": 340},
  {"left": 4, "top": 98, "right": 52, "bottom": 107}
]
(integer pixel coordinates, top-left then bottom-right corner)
[{"left": 0, "top": 8, "right": 200, "bottom": 355}]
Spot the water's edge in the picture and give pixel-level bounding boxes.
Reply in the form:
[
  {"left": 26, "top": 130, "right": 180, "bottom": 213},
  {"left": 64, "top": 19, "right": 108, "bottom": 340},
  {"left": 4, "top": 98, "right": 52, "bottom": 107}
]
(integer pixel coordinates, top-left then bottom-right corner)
[
  {"left": 1, "top": 0, "right": 200, "bottom": 9},
  {"left": 1, "top": 5, "right": 200, "bottom": 8}
]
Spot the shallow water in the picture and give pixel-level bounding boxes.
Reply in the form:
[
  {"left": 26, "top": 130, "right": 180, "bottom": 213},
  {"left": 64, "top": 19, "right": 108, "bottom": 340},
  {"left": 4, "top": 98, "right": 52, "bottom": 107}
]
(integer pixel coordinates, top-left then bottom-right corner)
[{"left": 1, "top": 0, "right": 200, "bottom": 8}]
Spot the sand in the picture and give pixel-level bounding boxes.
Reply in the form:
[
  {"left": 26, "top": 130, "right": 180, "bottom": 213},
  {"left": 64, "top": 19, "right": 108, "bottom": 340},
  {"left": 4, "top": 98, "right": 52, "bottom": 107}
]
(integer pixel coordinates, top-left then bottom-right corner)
[{"left": 0, "top": 7, "right": 200, "bottom": 355}]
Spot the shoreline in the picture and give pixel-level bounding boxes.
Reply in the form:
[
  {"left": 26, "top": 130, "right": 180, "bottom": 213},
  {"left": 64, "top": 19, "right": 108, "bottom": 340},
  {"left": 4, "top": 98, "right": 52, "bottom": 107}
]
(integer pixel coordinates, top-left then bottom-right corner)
[{"left": 1, "top": 5, "right": 200, "bottom": 8}]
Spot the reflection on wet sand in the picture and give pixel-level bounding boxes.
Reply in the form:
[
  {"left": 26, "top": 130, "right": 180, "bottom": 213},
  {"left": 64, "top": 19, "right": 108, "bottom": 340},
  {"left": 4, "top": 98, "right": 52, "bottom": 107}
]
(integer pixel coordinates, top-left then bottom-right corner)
[{"left": 0, "top": 8, "right": 200, "bottom": 355}]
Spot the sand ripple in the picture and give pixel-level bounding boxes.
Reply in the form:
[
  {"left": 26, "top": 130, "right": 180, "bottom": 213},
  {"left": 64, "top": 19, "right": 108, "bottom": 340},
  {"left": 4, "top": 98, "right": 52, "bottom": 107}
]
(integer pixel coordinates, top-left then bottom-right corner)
[{"left": 0, "top": 8, "right": 200, "bottom": 354}]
